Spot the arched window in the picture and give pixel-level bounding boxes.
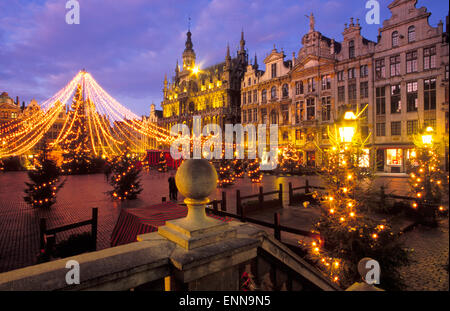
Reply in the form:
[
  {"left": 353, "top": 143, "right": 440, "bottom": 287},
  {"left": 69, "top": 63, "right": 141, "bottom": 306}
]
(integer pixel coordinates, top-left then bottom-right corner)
[
  {"left": 408, "top": 26, "right": 415, "bottom": 43},
  {"left": 349, "top": 40, "right": 355, "bottom": 58},
  {"left": 261, "top": 89, "right": 267, "bottom": 103},
  {"left": 271, "top": 86, "right": 277, "bottom": 99},
  {"left": 392, "top": 31, "right": 399, "bottom": 47},
  {"left": 282, "top": 84, "right": 289, "bottom": 98},
  {"left": 270, "top": 110, "right": 278, "bottom": 124}
]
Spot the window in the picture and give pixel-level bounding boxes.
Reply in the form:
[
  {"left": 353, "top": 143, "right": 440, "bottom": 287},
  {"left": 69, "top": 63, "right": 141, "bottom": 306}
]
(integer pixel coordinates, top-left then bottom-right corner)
[
  {"left": 391, "top": 121, "right": 401, "bottom": 136},
  {"left": 295, "top": 129, "right": 301, "bottom": 140},
  {"left": 282, "top": 84, "right": 289, "bottom": 98},
  {"left": 424, "top": 119, "right": 436, "bottom": 129},
  {"left": 338, "top": 86, "right": 345, "bottom": 102},
  {"left": 390, "top": 84, "right": 401, "bottom": 113},
  {"left": 337, "top": 71, "right": 345, "bottom": 81},
  {"left": 281, "top": 104, "right": 289, "bottom": 124},
  {"left": 261, "top": 108, "right": 267, "bottom": 123},
  {"left": 348, "top": 68, "right": 356, "bottom": 80},
  {"left": 247, "top": 109, "right": 252, "bottom": 122},
  {"left": 321, "top": 96, "right": 331, "bottom": 121},
  {"left": 306, "top": 98, "right": 315, "bottom": 120},
  {"left": 406, "top": 51, "right": 417, "bottom": 73},
  {"left": 243, "top": 110, "right": 247, "bottom": 123},
  {"left": 253, "top": 90, "right": 257, "bottom": 103},
  {"left": 349, "top": 40, "right": 355, "bottom": 58},
  {"left": 248, "top": 91, "right": 252, "bottom": 104},
  {"left": 406, "top": 81, "right": 418, "bottom": 112},
  {"left": 248, "top": 78, "right": 251, "bottom": 86},
  {"left": 360, "top": 65, "right": 368, "bottom": 78},
  {"left": 360, "top": 81, "right": 369, "bottom": 99},
  {"left": 270, "top": 110, "right": 278, "bottom": 124},
  {"left": 387, "top": 149, "right": 402, "bottom": 166},
  {"left": 243, "top": 92, "right": 246, "bottom": 105},
  {"left": 445, "top": 65, "right": 449, "bottom": 81},
  {"left": 407, "top": 120, "right": 418, "bottom": 135},
  {"left": 375, "top": 59, "right": 385, "bottom": 79},
  {"left": 376, "top": 87, "right": 386, "bottom": 115},
  {"left": 271, "top": 63, "right": 277, "bottom": 78},
  {"left": 390, "top": 55, "right": 401, "bottom": 77},
  {"left": 295, "top": 101, "right": 304, "bottom": 123},
  {"left": 424, "top": 46, "right": 436, "bottom": 70},
  {"left": 392, "top": 31, "right": 399, "bottom": 47},
  {"left": 424, "top": 78, "right": 436, "bottom": 110},
  {"left": 376, "top": 123, "right": 386, "bottom": 136},
  {"left": 348, "top": 83, "right": 357, "bottom": 101},
  {"left": 321, "top": 75, "right": 331, "bottom": 90},
  {"left": 253, "top": 108, "right": 257, "bottom": 122},
  {"left": 307, "top": 78, "right": 316, "bottom": 92},
  {"left": 408, "top": 26, "right": 415, "bottom": 43},
  {"left": 295, "top": 81, "right": 304, "bottom": 95},
  {"left": 261, "top": 89, "right": 267, "bottom": 103},
  {"left": 270, "top": 86, "right": 277, "bottom": 99}
]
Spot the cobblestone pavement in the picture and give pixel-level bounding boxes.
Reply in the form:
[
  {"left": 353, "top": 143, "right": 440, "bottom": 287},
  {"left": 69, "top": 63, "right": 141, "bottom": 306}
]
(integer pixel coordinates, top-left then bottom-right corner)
[
  {"left": 398, "top": 218, "right": 449, "bottom": 291},
  {"left": 0, "top": 170, "right": 447, "bottom": 291}
]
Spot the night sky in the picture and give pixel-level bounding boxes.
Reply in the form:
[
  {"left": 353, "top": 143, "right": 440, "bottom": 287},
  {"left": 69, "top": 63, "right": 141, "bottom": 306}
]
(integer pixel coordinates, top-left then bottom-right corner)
[{"left": 0, "top": 0, "right": 448, "bottom": 116}]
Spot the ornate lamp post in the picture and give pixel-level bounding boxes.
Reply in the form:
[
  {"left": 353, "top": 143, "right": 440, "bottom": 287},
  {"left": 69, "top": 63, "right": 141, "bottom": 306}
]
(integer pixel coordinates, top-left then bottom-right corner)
[{"left": 338, "top": 111, "right": 357, "bottom": 144}]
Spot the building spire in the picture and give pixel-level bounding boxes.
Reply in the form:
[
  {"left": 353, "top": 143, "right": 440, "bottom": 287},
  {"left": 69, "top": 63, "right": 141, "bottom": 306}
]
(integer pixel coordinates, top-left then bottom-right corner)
[
  {"left": 253, "top": 53, "right": 258, "bottom": 69},
  {"left": 239, "top": 28, "right": 245, "bottom": 53}
]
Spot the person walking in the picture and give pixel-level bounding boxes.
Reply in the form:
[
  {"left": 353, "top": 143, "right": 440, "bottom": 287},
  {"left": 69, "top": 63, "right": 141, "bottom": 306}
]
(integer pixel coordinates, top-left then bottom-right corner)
[{"left": 168, "top": 173, "right": 177, "bottom": 201}]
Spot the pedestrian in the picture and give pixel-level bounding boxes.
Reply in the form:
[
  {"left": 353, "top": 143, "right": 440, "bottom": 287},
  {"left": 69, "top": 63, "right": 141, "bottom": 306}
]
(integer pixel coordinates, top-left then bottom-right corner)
[{"left": 168, "top": 172, "right": 177, "bottom": 201}]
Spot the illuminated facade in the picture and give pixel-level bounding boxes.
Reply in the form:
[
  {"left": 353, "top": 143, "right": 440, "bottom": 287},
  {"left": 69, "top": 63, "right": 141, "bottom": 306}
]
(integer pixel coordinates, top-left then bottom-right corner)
[
  {"left": 241, "top": 0, "right": 449, "bottom": 172},
  {"left": 0, "top": 92, "right": 20, "bottom": 126},
  {"left": 160, "top": 29, "right": 248, "bottom": 135}
]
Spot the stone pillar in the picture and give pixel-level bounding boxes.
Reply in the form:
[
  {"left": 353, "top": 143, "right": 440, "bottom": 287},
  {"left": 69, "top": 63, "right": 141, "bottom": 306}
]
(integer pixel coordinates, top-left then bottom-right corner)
[{"left": 141, "top": 159, "right": 262, "bottom": 290}]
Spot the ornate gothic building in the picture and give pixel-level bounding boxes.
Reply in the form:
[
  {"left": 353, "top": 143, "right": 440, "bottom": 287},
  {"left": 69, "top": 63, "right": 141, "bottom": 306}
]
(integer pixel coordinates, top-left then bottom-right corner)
[{"left": 160, "top": 29, "right": 248, "bottom": 134}]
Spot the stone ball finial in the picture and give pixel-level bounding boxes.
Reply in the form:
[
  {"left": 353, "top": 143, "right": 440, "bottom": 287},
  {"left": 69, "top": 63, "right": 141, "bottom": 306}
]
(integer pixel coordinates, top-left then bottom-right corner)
[
  {"left": 175, "top": 159, "right": 217, "bottom": 201},
  {"left": 357, "top": 257, "right": 375, "bottom": 281}
]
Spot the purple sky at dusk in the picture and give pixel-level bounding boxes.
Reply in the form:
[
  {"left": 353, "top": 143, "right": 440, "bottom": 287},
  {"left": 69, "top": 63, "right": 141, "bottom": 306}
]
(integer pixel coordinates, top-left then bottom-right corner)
[{"left": 0, "top": 0, "right": 448, "bottom": 116}]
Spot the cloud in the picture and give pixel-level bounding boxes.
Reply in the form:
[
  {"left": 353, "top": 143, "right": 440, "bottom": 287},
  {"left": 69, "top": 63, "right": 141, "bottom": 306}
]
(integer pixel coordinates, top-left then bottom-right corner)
[{"left": 0, "top": 0, "right": 448, "bottom": 114}]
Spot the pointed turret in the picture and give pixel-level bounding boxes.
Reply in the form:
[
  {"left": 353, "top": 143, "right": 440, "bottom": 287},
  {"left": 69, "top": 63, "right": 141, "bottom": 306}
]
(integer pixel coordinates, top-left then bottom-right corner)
[
  {"left": 253, "top": 53, "right": 258, "bottom": 69},
  {"left": 239, "top": 29, "right": 245, "bottom": 53},
  {"left": 182, "top": 29, "right": 196, "bottom": 70},
  {"left": 225, "top": 43, "right": 231, "bottom": 69},
  {"left": 238, "top": 29, "right": 248, "bottom": 66}
]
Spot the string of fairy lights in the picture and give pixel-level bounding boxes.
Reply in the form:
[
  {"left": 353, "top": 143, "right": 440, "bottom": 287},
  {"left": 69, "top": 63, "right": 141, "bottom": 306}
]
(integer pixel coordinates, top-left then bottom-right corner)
[{"left": 0, "top": 71, "right": 181, "bottom": 158}]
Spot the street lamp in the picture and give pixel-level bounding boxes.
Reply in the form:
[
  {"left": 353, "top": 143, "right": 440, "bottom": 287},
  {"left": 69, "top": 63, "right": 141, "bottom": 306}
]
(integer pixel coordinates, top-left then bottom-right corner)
[
  {"left": 339, "top": 111, "right": 357, "bottom": 143},
  {"left": 421, "top": 126, "right": 434, "bottom": 145}
]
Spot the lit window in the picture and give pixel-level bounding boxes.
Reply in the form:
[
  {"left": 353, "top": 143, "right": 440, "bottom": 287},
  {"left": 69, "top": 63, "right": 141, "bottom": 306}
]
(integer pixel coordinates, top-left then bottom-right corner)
[{"left": 386, "top": 149, "right": 402, "bottom": 166}]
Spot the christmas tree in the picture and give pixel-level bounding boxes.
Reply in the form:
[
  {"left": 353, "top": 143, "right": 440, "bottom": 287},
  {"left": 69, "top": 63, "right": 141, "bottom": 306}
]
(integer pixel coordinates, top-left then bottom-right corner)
[
  {"left": 60, "top": 84, "right": 93, "bottom": 175},
  {"left": 302, "top": 111, "right": 409, "bottom": 290},
  {"left": 279, "top": 144, "right": 300, "bottom": 174},
  {"left": 232, "top": 159, "right": 245, "bottom": 178},
  {"left": 109, "top": 148, "right": 143, "bottom": 200},
  {"left": 408, "top": 126, "right": 448, "bottom": 224},
  {"left": 247, "top": 158, "right": 262, "bottom": 183},
  {"left": 157, "top": 151, "right": 168, "bottom": 172},
  {"left": 24, "top": 146, "right": 65, "bottom": 208},
  {"left": 217, "top": 159, "right": 235, "bottom": 187}
]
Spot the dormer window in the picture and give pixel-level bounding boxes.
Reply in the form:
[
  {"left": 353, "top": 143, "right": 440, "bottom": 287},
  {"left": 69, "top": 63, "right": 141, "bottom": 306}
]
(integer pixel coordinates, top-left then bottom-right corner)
[
  {"left": 392, "top": 31, "right": 399, "bottom": 47},
  {"left": 408, "top": 26, "right": 415, "bottom": 43},
  {"left": 271, "top": 63, "right": 277, "bottom": 78},
  {"left": 349, "top": 40, "right": 355, "bottom": 58}
]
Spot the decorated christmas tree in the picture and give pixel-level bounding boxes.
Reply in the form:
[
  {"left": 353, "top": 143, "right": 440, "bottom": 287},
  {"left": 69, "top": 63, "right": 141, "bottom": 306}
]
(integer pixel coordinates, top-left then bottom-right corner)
[
  {"left": 24, "top": 145, "right": 65, "bottom": 208},
  {"left": 157, "top": 151, "right": 168, "bottom": 172},
  {"left": 232, "top": 159, "right": 245, "bottom": 178},
  {"left": 217, "top": 159, "right": 235, "bottom": 187},
  {"left": 60, "top": 84, "right": 93, "bottom": 174},
  {"left": 278, "top": 144, "right": 300, "bottom": 174},
  {"left": 301, "top": 111, "right": 409, "bottom": 290},
  {"left": 247, "top": 158, "right": 262, "bottom": 183},
  {"left": 108, "top": 148, "right": 143, "bottom": 200},
  {"left": 408, "top": 126, "right": 449, "bottom": 223}
]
